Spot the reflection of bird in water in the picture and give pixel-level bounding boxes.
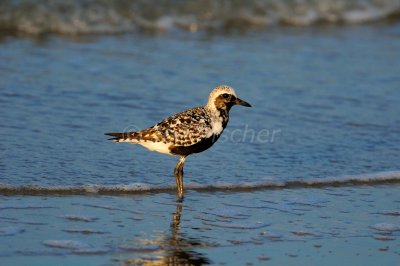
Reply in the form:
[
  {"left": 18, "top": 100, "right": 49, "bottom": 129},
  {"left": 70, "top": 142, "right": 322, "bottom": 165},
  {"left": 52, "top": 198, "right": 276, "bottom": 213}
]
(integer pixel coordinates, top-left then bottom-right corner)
[
  {"left": 106, "top": 85, "right": 251, "bottom": 200},
  {"left": 166, "top": 203, "right": 211, "bottom": 265},
  {"left": 124, "top": 203, "right": 211, "bottom": 266}
]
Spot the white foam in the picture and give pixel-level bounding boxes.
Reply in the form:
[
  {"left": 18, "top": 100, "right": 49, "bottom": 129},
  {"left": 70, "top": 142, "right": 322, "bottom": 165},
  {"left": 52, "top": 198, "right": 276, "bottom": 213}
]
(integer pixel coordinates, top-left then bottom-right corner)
[
  {"left": 1, "top": 171, "right": 399, "bottom": 195},
  {"left": 343, "top": 7, "right": 392, "bottom": 23},
  {"left": 1, "top": 0, "right": 399, "bottom": 35}
]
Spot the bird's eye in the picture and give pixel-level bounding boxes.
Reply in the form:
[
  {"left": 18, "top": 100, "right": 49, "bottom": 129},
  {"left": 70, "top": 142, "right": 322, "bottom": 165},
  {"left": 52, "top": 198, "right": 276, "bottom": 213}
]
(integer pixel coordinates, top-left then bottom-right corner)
[{"left": 222, "top": 93, "right": 229, "bottom": 98}]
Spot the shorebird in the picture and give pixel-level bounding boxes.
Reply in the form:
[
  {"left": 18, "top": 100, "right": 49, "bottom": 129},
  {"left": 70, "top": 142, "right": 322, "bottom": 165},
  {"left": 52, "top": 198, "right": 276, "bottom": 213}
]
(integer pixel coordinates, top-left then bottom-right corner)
[{"left": 105, "top": 85, "right": 251, "bottom": 199}]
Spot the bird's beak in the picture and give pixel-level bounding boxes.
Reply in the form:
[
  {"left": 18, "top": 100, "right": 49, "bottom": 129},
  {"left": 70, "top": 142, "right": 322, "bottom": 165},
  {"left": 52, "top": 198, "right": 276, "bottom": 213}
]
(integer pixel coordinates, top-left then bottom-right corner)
[{"left": 235, "top": 98, "right": 252, "bottom": 107}]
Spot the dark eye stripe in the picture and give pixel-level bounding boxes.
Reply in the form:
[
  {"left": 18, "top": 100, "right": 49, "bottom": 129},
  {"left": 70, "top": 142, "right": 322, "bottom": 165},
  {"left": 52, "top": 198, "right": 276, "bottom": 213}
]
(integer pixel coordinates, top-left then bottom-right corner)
[{"left": 222, "top": 93, "right": 229, "bottom": 98}]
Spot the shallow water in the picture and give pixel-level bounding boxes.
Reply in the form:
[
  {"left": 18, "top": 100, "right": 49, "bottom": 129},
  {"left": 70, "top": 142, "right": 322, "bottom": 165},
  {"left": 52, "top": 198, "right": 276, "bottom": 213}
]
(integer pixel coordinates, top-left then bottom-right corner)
[
  {"left": 1, "top": 187, "right": 400, "bottom": 265},
  {"left": 1, "top": 20, "right": 400, "bottom": 265}
]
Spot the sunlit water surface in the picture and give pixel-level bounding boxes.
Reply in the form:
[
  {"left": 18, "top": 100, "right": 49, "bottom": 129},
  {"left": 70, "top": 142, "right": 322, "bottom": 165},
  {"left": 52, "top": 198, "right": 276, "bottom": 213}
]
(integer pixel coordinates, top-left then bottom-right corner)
[{"left": 1, "top": 24, "right": 400, "bottom": 265}]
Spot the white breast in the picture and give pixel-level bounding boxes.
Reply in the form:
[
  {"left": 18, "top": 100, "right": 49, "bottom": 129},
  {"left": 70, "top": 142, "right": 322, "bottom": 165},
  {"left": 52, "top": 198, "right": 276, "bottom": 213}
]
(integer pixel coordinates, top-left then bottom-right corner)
[
  {"left": 137, "top": 141, "right": 172, "bottom": 155},
  {"left": 206, "top": 116, "right": 224, "bottom": 138}
]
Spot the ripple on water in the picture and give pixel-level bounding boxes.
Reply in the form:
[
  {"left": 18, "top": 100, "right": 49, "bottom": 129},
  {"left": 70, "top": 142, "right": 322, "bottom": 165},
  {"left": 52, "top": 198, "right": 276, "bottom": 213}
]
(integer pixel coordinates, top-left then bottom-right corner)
[
  {"left": 373, "top": 235, "right": 396, "bottom": 241},
  {"left": 42, "top": 240, "right": 110, "bottom": 255},
  {"left": 42, "top": 240, "right": 90, "bottom": 250},
  {"left": 370, "top": 223, "right": 400, "bottom": 233},
  {"left": 0, "top": 204, "right": 55, "bottom": 210},
  {"left": 376, "top": 210, "right": 400, "bottom": 216},
  {"left": 63, "top": 228, "right": 109, "bottom": 235},
  {"left": 82, "top": 204, "right": 143, "bottom": 214},
  {"left": 259, "top": 231, "right": 283, "bottom": 241},
  {"left": 61, "top": 215, "right": 99, "bottom": 222},
  {"left": 0, "top": 226, "right": 24, "bottom": 236},
  {"left": 202, "top": 208, "right": 250, "bottom": 219},
  {"left": 225, "top": 202, "right": 304, "bottom": 216},
  {"left": 291, "top": 230, "right": 320, "bottom": 238},
  {"left": 72, "top": 248, "right": 110, "bottom": 255},
  {"left": 258, "top": 255, "right": 271, "bottom": 261},
  {"left": 284, "top": 197, "right": 329, "bottom": 207},
  {"left": 202, "top": 221, "right": 270, "bottom": 230}
]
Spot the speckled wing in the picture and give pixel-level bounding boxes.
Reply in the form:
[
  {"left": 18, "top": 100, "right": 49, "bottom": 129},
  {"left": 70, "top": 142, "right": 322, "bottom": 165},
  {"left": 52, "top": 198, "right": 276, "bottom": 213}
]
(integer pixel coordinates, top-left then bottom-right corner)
[{"left": 141, "top": 107, "right": 212, "bottom": 146}]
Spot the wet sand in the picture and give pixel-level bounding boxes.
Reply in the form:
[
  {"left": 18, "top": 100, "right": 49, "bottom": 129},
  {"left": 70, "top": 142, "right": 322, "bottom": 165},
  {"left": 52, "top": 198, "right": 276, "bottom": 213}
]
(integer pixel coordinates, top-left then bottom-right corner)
[{"left": 1, "top": 185, "right": 399, "bottom": 265}]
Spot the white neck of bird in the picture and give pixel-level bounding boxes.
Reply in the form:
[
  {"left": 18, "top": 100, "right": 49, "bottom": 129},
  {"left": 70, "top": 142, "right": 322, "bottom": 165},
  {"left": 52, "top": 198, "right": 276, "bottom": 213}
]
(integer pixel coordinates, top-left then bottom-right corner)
[{"left": 206, "top": 102, "right": 229, "bottom": 122}]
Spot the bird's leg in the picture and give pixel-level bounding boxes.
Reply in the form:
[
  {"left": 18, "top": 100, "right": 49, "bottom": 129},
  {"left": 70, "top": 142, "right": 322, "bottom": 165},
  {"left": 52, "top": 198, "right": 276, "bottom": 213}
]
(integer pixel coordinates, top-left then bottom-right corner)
[{"left": 174, "top": 156, "right": 187, "bottom": 200}]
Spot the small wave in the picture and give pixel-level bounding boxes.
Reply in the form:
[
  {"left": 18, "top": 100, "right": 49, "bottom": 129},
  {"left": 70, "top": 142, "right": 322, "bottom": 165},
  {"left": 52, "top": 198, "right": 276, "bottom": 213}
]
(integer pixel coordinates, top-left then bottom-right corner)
[
  {"left": 0, "top": 0, "right": 399, "bottom": 35},
  {"left": 61, "top": 215, "right": 99, "bottom": 222},
  {"left": 0, "top": 171, "right": 399, "bottom": 196},
  {"left": 370, "top": 223, "right": 400, "bottom": 232},
  {"left": 42, "top": 240, "right": 89, "bottom": 250}
]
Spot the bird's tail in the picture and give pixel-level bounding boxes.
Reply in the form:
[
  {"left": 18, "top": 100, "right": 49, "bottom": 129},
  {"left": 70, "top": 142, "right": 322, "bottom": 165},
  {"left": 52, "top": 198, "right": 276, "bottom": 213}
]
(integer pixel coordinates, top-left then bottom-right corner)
[{"left": 104, "top": 132, "right": 137, "bottom": 142}]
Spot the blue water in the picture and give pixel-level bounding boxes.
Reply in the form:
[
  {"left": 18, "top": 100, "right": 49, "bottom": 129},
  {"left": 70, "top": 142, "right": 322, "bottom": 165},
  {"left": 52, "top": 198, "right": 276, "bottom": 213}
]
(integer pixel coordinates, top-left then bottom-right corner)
[
  {"left": 1, "top": 25, "right": 400, "bottom": 189},
  {"left": 1, "top": 23, "right": 400, "bottom": 265},
  {"left": 1, "top": 187, "right": 400, "bottom": 265}
]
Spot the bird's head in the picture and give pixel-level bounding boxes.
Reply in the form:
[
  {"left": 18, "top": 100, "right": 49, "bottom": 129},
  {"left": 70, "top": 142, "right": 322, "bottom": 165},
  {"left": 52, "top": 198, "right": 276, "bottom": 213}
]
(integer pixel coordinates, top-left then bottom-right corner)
[{"left": 206, "top": 85, "right": 251, "bottom": 112}]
